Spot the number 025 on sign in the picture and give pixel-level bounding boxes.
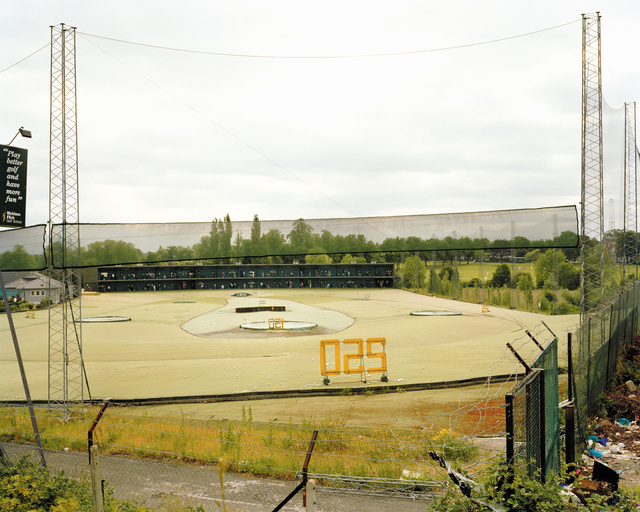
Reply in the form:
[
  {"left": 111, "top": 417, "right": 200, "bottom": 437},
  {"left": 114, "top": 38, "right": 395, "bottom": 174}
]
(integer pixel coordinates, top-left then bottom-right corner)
[{"left": 319, "top": 337, "right": 387, "bottom": 376}]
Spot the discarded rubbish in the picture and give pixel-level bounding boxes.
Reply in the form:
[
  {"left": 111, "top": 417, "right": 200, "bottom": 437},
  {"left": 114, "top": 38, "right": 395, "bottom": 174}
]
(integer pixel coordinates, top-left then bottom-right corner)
[
  {"left": 588, "top": 448, "right": 602, "bottom": 458},
  {"left": 572, "top": 460, "right": 621, "bottom": 506},
  {"left": 429, "top": 451, "right": 506, "bottom": 512}
]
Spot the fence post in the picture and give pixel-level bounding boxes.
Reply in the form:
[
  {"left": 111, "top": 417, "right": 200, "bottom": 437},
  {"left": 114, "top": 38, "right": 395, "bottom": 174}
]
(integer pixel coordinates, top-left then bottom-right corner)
[
  {"left": 586, "top": 317, "right": 591, "bottom": 412},
  {"left": 567, "top": 332, "right": 573, "bottom": 402},
  {"left": 606, "top": 304, "right": 614, "bottom": 382},
  {"left": 90, "top": 445, "right": 104, "bottom": 512},
  {"left": 272, "top": 430, "right": 319, "bottom": 512},
  {"left": 565, "top": 404, "right": 575, "bottom": 473},
  {"left": 306, "top": 479, "right": 316, "bottom": 511},
  {"left": 302, "top": 430, "right": 319, "bottom": 507},
  {"left": 88, "top": 400, "right": 110, "bottom": 463},
  {"left": 505, "top": 392, "right": 515, "bottom": 484},
  {"left": 537, "top": 368, "right": 546, "bottom": 483}
]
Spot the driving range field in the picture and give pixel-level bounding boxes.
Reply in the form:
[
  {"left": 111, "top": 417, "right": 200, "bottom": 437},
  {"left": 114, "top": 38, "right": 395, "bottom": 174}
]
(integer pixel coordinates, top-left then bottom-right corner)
[{"left": 1, "top": 288, "right": 576, "bottom": 417}]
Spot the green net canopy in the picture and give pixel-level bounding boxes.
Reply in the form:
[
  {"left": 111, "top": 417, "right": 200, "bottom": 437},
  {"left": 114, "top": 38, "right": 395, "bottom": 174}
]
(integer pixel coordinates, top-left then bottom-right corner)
[{"left": 0, "top": 205, "right": 577, "bottom": 270}]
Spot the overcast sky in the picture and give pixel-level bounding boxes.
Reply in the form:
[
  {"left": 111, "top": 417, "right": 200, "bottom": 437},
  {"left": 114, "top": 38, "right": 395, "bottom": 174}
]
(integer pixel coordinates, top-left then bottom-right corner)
[{"left": 1, "top": 1, "right": 638, "bottom": 228}]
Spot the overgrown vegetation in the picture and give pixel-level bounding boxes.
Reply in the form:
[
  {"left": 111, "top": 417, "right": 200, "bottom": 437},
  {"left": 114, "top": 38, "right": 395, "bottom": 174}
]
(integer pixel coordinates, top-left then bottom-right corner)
[
  {"left": 595, "top": 335, "right": 640, "bottom": 422},
  {"left": 594, "top": 334, "right": 640, "bottom": 456},
  {"left": 400, "top": 250, "right": 587, "bottom": 315},
  {"left": 0, "top": 297, "right": 45, "bottom": 314},
  {"left": 0, "top": 407, "right": 480, "bottom": 483},
  {"left": 430, "top": 460, "right": 640, "bottom": 511},
  {"left": 0, "top": 456, "right": 212, "bottom": 511}
]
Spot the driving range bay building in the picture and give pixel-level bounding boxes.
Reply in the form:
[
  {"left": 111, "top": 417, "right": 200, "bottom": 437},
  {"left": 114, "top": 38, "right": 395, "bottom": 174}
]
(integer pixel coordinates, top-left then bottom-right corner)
[{"left": 97, "top": 263, "right": 394, "bottom": 292}]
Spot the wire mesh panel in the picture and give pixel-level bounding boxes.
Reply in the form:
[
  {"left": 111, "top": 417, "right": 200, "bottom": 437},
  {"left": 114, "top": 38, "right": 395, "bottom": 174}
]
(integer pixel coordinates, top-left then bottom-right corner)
[
  {"left": 0, "top": 399, "right": 510, "bottom": 511},
  {"left": 0, "top": 206, "right": 578, "bottom": 270},
  {"left": 531, "top": 337, "right": 559, "bottom": 477},
  {"left": 0, "top": 442, "right": 449, "bottom": 512},
  {"left": 507, "top": 368, "right": 544, "bottom": 480},
  {"left": 571, "top": 281, "right": 640, "bottom": 461}
]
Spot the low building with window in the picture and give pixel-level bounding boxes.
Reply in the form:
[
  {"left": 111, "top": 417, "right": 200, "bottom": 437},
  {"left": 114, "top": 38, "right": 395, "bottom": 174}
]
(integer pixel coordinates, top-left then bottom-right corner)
[
  {"left": 97, "top": 263, "right": 394, "bottom": 292},
  {"left": 1, "top": 272, "right": 64, "bottom": 305}
]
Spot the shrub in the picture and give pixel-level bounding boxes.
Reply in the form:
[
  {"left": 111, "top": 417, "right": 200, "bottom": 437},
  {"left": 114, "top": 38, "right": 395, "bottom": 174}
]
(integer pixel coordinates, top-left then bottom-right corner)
[
  {"left": 556, "top": 302, "right": 578, "bottom": 315},
  {"left": 0, "top": 456, "right": 213, "bottom": 511},
  {"left": 538, "top": 297, "right": 550, "bottom": 312},
  {"left": 38, "top": 298, "right": 52, "bottom": 309},
  {"left": 561, "top": 289, "right": 580, "bottom": 306},
  {"left": 0, "top": 456, "right": 88, "bottom": 512},
  {"left": 430, "top": 459, "right": 640, "bottom": 511},
  {"left": 431, "top": 429, "right": 478, "bottom": 462}
]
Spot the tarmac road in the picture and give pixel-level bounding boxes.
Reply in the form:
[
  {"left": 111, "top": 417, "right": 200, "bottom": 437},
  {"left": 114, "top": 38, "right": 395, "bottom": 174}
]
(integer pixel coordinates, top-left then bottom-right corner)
[{"left": 1, "top": 443, "right": 440, "bottom": 512}]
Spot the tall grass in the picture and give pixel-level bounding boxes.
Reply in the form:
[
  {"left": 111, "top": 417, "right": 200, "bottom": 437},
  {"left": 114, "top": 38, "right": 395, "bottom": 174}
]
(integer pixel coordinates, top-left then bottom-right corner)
[{"left": 0, "top": 405, "right": 484, "bottom": 482}]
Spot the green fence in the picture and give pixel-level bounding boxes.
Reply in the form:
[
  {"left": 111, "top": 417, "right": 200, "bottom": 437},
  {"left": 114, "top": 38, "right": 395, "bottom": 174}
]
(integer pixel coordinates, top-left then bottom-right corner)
[
  {"left": 506, "top": 336, "right": 559, "bottom": 480},
  {"left": 571, "top": 282, "right": 640, "bottom": 456},
  {"left": 533, "top": 336, "right": 560, "bottom": 477},
  {"left": 508, "top": 282, "right": 640, "bottom": 480}
]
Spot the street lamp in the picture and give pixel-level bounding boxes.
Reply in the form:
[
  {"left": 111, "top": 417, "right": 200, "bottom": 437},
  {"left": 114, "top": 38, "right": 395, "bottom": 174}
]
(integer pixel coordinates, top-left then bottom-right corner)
[{"left": 8, "top": 127, "right": 32, "bottom": 145}]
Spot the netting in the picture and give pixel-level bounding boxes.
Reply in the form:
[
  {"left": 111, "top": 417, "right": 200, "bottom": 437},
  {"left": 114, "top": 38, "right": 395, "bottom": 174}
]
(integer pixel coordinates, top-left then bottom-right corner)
[
  {"left": 531, "top": 336, "right": 559, "bottom": 477},
  {"left": 508, "top": 369, "right": 544, "bottom": 479},
  {"left": 0, "top": 205, "right": 577, "bottom": 270},
  {"left": 0, "top": 396, "right": 508, "bottom": 510},
  {"left": 505, "top": 327, "right": 560, "bottom": 480},
  {"left": 601, "top": 99, "right": 634, "bottom": 302},
  {"left": 0, "top": 304, "right": 572, "bottom": 508},
  {"left": 0, "top": 224, "right": 46, "bottom": 270},
  {"left": 571, "top": 281, "right": 640, "bottom": 455}
]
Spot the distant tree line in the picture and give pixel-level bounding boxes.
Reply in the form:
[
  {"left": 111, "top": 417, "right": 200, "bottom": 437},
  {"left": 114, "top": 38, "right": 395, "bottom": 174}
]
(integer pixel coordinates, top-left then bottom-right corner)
[
  {"left": 78, "top": 215, "right": 582, "bottom": 267},
  {"left": 4, "top": 214, "right": 636, "bottom": 273}
]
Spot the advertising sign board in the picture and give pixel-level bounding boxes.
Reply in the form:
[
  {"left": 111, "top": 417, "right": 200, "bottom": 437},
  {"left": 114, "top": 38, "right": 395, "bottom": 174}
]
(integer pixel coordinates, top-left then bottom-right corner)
[{"left": 1, "top": 144, "right": 27, "bottom": 228}]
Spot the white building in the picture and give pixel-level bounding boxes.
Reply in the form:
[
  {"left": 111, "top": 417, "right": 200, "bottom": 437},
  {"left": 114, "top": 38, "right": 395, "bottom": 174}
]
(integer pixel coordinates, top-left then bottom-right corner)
[{"left": 1, "top": 272, "right": 64, "bottom": 305}]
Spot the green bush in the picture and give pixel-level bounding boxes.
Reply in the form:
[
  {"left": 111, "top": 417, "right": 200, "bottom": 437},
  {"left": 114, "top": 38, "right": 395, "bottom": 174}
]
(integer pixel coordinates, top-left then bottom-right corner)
[
  {"left": 0, "top": 456, "right": 90, "bottom": 512},
  {"left": 538, "top": 297, "right": 550, "bottom": 312},
  {"left": 38, "top": 298, "right": 52, "bottom": 309},
  {"left": 556, "top": 302, "right": 579, "bottom": 315},
  {"left": 430, "top": 460, "right": 640, "bottom": 511},
  {"left": 561, "top": 289, "right": 580, "bottom": 306},
  {"left": 0, "top": 456, "right": 208, "bottom": 511}
]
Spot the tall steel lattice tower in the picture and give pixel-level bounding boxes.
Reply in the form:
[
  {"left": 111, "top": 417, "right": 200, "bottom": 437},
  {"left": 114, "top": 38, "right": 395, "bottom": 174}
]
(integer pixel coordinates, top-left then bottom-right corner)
[
  {"left": 48, "top": 24, "right": 85, "bottom": 414},
  {"left": 580, "top": 12, "right": 605, "bottom": 319},
  {"left": 622, "top": 102, "right": 638, "bottom": 283}
]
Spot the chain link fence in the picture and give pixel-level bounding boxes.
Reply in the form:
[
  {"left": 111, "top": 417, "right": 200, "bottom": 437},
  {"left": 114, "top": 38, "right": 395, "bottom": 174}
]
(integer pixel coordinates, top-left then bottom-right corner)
[
  {"left": 504, "top": 328, "right": 560, "bottom": 481},
  {"left": 1, "top": 396, "right": 511, "bottom": 511},
  {"left": 506, "top": 368, "right": 546, "bottom": 480},
  {"left": 531, "top": 335, "right": 560, "bottom": 478},
  {"left": 504, "top": 281, "right": 640, "bottom": 484},
  {"left": 571, "top": 281, "right": 640, "bottom": 459}
]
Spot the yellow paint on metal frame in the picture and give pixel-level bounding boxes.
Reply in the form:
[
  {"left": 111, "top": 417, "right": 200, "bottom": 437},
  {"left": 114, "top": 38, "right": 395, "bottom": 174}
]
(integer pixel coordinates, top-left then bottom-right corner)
[{"left": 320, "top": 337, "right": 387, "bottom": 376}]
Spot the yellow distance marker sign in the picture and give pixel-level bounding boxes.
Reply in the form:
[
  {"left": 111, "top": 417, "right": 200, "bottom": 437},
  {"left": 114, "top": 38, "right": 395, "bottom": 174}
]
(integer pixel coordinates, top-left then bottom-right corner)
[
  {"left": 320, "top": 337, "right": 386, "bottom": 377},
  {"left": 268, "top": 318, "right": 284, "bottom": 329}
]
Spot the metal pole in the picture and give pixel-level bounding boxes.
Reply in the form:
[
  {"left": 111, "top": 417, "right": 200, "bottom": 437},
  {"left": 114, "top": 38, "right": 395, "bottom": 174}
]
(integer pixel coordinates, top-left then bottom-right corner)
[
  {"left": 272, "top": 430, "right": 318, "bottom": 512},
  {"left": 0, "top": 269, "right": 47, "bottom": 467},
  {"left": 565, "top": 404, "right": 576, "bottom": 472},
  {"left": 302, "top": 430, "right": 319, "bottom": 507},
  {"left": 88, "top": 400, "right": 110, "bottom": 463},
  {"left": 505, "top": 392, "right": 515, "bottom": 483},
  {"left": 538, "top": 369, "right": 546, "bottom": 484},
  {"left": 567, "top": 332, "right": 573, "bottom": 402}
]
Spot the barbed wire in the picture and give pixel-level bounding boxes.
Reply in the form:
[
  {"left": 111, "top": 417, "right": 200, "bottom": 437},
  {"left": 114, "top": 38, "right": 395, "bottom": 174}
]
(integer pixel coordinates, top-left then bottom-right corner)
[{"left": 0, "top": 317, "right": 575, "bottom": 508}]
